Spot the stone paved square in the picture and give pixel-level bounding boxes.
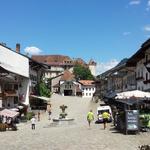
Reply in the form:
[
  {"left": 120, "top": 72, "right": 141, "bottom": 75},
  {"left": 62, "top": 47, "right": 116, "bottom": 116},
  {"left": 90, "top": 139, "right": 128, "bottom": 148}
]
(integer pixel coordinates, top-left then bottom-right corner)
[{"left": 0, "top": 94, "right": 149, "bottom": 150}]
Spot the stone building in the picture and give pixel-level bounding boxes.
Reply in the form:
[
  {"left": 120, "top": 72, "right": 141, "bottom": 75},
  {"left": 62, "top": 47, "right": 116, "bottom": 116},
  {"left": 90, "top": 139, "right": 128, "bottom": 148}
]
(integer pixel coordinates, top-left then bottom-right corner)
[
  {"left": 32, "top": 55, "right": 74, "bottom": 79},
  {"left": 127, "top": 38, "right": 150, "bottom": 91},
  {"left": 78, "top": 80, "right": 95, "bottom": 98},
  {"left": 59, "top": 70, "right": 77, "bottom": 96},
  {"left": 0, "top": 43, "right": 30, "bottom": 107},
  {"left": 88, "top": 59, "right": 97, "bottom": 77}
]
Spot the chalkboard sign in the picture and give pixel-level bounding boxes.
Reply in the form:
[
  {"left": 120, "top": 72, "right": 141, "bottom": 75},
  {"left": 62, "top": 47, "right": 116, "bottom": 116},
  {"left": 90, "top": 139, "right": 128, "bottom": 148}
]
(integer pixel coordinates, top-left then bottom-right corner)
[{"left": 126, "top": 110, "right": 139, "bottom": 131}]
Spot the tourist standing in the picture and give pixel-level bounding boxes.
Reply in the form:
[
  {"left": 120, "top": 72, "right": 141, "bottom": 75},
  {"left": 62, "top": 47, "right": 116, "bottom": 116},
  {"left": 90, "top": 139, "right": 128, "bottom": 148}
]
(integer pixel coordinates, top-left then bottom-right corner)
[
  {"left": 47, "top": 102, "right": 52, "bottom": 120},
  {"left": 31, "top": 116, "right": 36, "bottom": 130},
  {"left": 2, "top": 116, "right": 7, "bottom": 124},
  {"left": 87, "top": 110, "right": 94, "bottom": 127},
  {"left": 102, "top": 111, "right": 110, "bottom": 129}
]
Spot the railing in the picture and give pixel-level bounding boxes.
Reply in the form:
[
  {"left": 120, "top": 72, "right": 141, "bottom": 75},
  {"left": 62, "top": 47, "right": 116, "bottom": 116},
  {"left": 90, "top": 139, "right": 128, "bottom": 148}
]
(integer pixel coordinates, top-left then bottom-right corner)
[
  {"left": 4, "top": 90, "right": 18, "bottom": 97},
  {"left": 136, "top": 77, "right": 144, "bottom": 80},
  {"left": 143, "top": 79, "right": 150, "bottom": 84},
  {"left": 50, "top": 68, "right": 64, "bottom": 72},
  {"left": 144, "top": 59, "right": 150, "bottom": 65}
]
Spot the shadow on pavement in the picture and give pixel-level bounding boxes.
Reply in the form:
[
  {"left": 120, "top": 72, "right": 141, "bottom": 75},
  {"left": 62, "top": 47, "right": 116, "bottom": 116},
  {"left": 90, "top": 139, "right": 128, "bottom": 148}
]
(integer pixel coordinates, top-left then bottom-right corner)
[{"left": 109, "top": 127, "right": 122, "bottom": 134}]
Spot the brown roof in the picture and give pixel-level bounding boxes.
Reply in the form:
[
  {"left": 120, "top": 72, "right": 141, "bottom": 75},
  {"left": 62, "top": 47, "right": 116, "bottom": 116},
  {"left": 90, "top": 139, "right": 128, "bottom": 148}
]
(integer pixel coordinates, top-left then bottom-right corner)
[
  {"left": 79, "top": 80, "right": 94, "bottom": 86},
  {"left": 127, "top": 38, "right": 150, "bottom": 66},
  {"left": 73, "top": 58, "right": 87, "bottom": 67},
  {"left": 32, "top": 55, "right": 73, "bottom": 66},
  {"left": 60, "top": 70, "right": 75, "bottom": 81}
]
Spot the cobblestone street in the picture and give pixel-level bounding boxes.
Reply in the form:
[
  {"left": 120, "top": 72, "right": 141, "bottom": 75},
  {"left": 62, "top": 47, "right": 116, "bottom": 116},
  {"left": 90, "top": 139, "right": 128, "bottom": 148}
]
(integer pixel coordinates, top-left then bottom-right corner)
[{"left": 0, "top": 94, "right": 150, "bottom": 150}]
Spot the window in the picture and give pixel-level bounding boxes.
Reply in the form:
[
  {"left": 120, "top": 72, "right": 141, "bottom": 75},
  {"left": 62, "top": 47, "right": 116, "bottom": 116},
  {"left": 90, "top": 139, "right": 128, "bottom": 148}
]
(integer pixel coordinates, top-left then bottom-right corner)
[
  {"left": 14, "top": 84, "right": 18, "bottom": 90},
  {"left": 86, "top": 88, "right": 88, "bottom": 91},
  {"left": 14, "top": 97, "right": 18, "bottom": 104},
  {"left": 141, "top": 86, "right": 144, "bottom": 91},
  {"left": 141, "top": 68, "right": 143, "bottom": 77},
  {"left": 89, "top": 93, "right": 91, "bottom": 96},
  {"left": 86, "top": 93, "right": 88, "bottom": 96},
  {"left": 89, "top": 88, "right": 91, "bottom": 91},
  {"left": 137, "top": 70, "right": 140, "bottom": 77},
  {"left": 146, "top": 72, "right": 148, "bottom": 80}
]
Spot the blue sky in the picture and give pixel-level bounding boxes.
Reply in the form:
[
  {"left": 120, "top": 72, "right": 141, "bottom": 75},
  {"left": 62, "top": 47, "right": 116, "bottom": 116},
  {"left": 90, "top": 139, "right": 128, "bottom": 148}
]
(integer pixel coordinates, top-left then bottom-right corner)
[{"left": 0, "top": 0, "right": 150, "bottom": 74}]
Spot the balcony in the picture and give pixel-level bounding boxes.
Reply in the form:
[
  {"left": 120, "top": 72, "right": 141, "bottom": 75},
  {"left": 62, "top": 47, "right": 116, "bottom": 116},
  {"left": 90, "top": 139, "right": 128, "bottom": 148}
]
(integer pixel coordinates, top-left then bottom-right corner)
[
  {"left": 4, "top": 90, "right": 18, "bottom": 97},
  {"left": 136, "top": 77, "right": 144, "bottom": 80},
  {"left": 143, "top": 80, "right": 150, "bottom": 84},
  {"left": 144, "top": 60, "right": 150, "bottom": 65},
  {"left": 0, "top": 93, "right": 3, "bottom": 97},
  {"left": 50, "top": 67, "right": 64, "bottom": 72}
]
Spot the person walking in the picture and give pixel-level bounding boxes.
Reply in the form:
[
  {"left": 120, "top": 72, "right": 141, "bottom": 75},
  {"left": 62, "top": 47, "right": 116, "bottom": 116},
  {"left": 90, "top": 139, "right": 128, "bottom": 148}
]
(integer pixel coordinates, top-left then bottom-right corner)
[
  {"left": 102, "top": 111, "right": 110, "bottom": 129},
  {"left": 31, "top": 116, "right": 36, "bottom": 130},
  {"left": 87, "top": 110, "right": 94, "bottom": 128},
  {"left": 47, "top": 102, "right": 52, "bottom": 120}
]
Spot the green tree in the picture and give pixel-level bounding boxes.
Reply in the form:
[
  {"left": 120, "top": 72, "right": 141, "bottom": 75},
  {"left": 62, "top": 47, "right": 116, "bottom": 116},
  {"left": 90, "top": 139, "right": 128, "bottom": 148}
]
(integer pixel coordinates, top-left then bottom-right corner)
[
  {"left": 73, "top": 64, "right": 94, "bottom": 80},
  {"left": 38, "top": 79, "right": 51, "bottom": 98}
]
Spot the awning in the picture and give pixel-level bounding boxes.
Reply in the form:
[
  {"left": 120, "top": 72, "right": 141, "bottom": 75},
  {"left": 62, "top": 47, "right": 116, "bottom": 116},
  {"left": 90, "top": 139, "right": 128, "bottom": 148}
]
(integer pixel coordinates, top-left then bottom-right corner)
[
  {"left": 105, "top": 91, "right": 117, "bottom": 99},
  {"left": 0, "top": 109, "right": 19, "bottom": 118},
  {"left": 115, "top": 90, "right": 150, "bottom": 99},
  {"left": 0, "top": 62, "right": 29, "bottom": 78},
  {"left": 116, "top": 99, "right": 144, "bottom": 106},
  {"left": 30, "top": 95, "right": 51, "bottom": 102},
  {"left": 0, "top": 45, "right": 29, "bottom": 78}
]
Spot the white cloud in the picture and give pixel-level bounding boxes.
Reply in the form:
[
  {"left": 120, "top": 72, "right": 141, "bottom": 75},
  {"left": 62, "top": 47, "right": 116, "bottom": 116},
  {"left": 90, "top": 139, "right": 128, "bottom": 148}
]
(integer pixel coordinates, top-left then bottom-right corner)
[
  {"left": 144, "top": 25, "right": 150, "bottom": 32},
  {"left": 148, "top": 0, "right": 150, "bottom": 6},
  {"left": 129, "top": 0, "right": 141, "bottom": 5},
  {"left": 24, "top": 46, "right": 42, "bottom": 55},
  {"left": 146, "top": 0, "right": 150, "bottom": 11},
  {"left": 96, "top": 59, "right": 119, "bottom": 75},
  {"left": 123, "top": 32, "right": 131, "bottom": 36}
]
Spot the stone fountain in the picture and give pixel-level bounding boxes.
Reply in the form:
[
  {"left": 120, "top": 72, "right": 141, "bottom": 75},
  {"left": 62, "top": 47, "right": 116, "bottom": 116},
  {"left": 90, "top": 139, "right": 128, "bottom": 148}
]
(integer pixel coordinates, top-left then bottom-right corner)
[{"left": 53, "top": 104, "right": 74, "bottom": 123}]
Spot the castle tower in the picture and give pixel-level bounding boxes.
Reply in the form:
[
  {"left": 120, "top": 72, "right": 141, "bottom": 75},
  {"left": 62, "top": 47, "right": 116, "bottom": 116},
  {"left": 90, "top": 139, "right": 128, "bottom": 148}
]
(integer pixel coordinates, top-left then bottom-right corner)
[{"left": 88, "top": 59, "right": 97, "bottom": 76}]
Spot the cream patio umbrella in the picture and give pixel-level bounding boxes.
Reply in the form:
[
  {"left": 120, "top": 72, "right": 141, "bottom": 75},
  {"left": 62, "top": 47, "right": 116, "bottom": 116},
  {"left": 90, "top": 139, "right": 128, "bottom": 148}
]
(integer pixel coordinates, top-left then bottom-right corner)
[{"left": 115, "top": 90, "right": 150, "bottom": 99}]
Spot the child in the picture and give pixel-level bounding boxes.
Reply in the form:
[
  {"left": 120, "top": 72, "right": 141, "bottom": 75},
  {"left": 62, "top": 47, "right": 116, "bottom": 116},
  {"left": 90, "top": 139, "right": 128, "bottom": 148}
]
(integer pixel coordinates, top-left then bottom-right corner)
[{"left": 31, "top": 116, "right": 36, "bottom": 130}]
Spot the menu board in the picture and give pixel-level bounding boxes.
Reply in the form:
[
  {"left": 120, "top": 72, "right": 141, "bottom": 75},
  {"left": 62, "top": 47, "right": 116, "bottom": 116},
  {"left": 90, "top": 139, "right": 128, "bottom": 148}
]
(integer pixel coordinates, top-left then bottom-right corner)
[{"left": 126, "top": 110, "right": 139, "bottom": 131}]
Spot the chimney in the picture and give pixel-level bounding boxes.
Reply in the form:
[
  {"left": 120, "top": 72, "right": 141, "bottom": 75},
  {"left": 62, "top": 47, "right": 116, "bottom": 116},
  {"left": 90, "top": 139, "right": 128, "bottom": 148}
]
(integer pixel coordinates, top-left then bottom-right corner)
[{"left": 16, "top": 43, "right": 20, "bottom": 53}]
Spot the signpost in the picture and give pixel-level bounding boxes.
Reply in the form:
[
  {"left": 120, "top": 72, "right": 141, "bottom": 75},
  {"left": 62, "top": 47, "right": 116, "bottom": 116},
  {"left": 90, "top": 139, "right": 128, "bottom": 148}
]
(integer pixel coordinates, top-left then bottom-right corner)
[{"left": 126, "top": 110, "right": 139, "bottom": 134}]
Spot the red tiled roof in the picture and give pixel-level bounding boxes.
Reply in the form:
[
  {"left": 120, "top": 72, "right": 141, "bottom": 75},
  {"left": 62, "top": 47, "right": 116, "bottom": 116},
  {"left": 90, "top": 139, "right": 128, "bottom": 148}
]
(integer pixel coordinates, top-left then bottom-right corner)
[
  {"left": 79, "top": 80, "right": 94, "bottom": 86},
  {"left": 73, "top": 58, "right": 87, "bottom": 66},
  {"left": 32, "top": 55, "right": 73, "bottom": 66},
  {"left": 60, "top": 70, "right": 75, "bottom": 81}
]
